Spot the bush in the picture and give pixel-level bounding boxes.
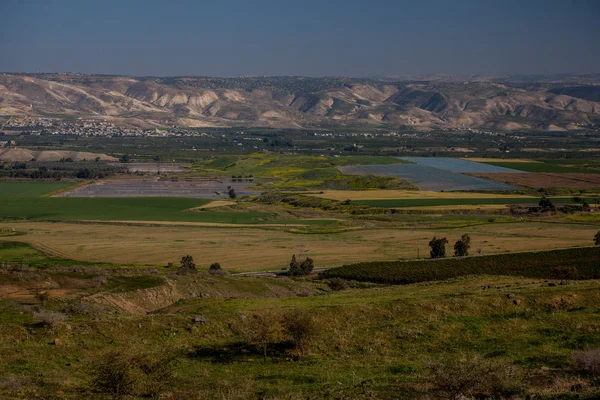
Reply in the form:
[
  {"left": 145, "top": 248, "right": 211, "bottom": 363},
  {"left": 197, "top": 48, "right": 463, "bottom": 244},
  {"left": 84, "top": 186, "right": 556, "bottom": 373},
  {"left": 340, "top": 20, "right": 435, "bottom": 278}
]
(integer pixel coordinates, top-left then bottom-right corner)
[
  {"left": 91, "top": 351, "right": 139, "bottom": 400},
  {"left": 237, "top": 311, "right": 285, "bottom": 360},
  {"left": 423, "top": 354, "right": 528, "bottom": 399},
  {"left": 327, "top": 277, "right": 348, "bottom": 291},
  {"left": 91, "top": 350, "right": 174, "bottom": 400},
  {"left": 208, "top": 262, "right": 226, "bottom": 276},
  {"left": 282, "top": 309, "right": 321, "bottom": 357},
  {"left": 572, "top": 348, "right": 600, "bottom": 376}
]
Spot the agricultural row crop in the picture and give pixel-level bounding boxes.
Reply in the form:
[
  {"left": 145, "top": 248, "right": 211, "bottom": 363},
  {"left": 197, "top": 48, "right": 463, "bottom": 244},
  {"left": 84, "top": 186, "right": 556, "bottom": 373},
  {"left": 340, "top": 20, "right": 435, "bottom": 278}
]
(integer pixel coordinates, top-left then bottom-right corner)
[{"left": 321, "top": 246, "right": 600, "bottom": 284}]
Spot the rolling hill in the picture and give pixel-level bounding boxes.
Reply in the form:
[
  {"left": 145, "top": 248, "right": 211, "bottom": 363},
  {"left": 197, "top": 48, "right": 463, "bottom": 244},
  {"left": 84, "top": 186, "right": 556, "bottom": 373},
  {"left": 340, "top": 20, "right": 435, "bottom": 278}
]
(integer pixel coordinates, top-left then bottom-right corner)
[{"left": 1, "top": 73, "right": 599, "bottom": 131}]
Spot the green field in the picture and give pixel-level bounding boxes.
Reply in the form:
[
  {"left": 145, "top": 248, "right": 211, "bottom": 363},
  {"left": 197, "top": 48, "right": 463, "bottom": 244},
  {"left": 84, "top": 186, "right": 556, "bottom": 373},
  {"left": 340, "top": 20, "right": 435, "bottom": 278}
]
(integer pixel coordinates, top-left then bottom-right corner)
[
  {"left": 353, "top": 196, "right": 576, "bottom": 208},
  {"left": 0, "top": 182, "right": 330, "bottom": 225},
  {"left": 191, "top": 154, "right": 416, "bottom": 190}
]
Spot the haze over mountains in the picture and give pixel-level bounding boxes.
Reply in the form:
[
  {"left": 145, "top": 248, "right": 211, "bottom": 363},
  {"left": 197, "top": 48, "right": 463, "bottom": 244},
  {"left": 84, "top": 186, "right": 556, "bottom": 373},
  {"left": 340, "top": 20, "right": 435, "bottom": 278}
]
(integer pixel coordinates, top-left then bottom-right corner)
[{"left": 1, "top": 73, "right": 599, "bottom": 131}]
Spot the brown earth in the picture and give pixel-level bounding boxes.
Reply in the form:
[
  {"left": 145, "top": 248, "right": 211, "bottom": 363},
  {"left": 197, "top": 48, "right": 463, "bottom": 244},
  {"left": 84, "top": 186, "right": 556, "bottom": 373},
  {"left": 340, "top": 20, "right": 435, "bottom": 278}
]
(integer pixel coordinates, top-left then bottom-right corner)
[
  {"left": 468, "top": 172, "right": 600, "bottom": 189},
  {"left": 0, "top": 147, "right": 117, "bottom": 162},
  {"left": 2, "top": 73, "right": 600, "bottom": 131}
]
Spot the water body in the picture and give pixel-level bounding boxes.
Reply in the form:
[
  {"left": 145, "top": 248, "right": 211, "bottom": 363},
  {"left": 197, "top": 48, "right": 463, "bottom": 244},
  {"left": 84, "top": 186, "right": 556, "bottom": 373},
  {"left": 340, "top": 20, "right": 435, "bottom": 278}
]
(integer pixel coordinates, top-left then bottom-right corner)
[{"left": 339, "top": 162, "right": 518, "bottom": 192}]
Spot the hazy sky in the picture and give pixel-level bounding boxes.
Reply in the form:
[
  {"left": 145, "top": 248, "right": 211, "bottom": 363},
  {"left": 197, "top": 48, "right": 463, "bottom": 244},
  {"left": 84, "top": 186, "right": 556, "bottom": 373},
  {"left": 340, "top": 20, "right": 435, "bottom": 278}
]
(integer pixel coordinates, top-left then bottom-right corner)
[{"left": 1, "top": 0, "right": 599, "bottom": 77}]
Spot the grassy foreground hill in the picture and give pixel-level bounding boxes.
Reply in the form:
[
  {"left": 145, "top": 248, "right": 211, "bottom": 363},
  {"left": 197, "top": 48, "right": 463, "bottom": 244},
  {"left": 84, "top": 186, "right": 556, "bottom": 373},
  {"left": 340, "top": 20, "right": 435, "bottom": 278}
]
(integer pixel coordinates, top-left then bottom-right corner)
[{"left": 0, "top": 241, "right": 600, "bottom": 399}]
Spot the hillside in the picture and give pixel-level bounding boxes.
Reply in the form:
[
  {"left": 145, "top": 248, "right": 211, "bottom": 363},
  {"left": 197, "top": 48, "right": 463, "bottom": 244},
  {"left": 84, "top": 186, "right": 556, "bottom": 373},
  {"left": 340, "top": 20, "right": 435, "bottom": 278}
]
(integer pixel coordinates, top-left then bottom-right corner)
[{"left": 1, "top": 74, "right": 599, "bottom": 131}]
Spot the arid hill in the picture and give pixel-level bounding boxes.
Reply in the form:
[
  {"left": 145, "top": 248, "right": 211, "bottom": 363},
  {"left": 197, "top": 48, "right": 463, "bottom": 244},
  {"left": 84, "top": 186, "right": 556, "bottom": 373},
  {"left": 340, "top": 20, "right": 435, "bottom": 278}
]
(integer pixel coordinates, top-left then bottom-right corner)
[
  {"left": 1, "top": 73, "right": 599, "bottom": 131},
  {"left": 0, "top": 147, "right": 117, "bottom": 162}
]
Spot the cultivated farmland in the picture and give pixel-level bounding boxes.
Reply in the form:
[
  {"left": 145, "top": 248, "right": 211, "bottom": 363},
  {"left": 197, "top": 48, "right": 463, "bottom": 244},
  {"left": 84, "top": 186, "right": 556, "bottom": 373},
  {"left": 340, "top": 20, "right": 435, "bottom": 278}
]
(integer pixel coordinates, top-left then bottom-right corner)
[{"left": 2, "top": 220, "right": 599, "bottom": 272}]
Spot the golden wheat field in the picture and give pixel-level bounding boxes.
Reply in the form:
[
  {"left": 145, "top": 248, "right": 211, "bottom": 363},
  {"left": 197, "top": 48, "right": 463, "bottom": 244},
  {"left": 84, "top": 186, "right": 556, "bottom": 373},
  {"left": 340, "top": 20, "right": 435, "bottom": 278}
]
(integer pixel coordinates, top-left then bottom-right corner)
[{"left": 1, "top": 220, "right": 598, "bottom": 272}]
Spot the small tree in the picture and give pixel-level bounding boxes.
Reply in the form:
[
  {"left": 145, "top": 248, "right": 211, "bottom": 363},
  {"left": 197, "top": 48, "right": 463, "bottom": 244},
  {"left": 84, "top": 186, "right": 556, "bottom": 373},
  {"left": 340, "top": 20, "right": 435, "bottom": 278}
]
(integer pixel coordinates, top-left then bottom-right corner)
[
  {"left": 453, "top": 234, "right": 471, "bottom": 257},
  {"left": 283, "top": 309, "right": 321, "bottom": 357},
  {"left": 228, "top": 186, "right": 237, "bottom": 199},
  {"left": 594, "top": 231, "right": 600, "bottom": 246},
  {"left": 539, "top": 196, "right": 555, "bottom": 211},
  {"left": 240, "top": 311, "right": 285, "bottom": 361},
  {"left": 178, "top": 255, "right": 196, "bottom": 273},
  {"left": 429, "top": 237, "right": 448, "bottom": 259},
  {"left": 289, "top": 254, "right": 314, "bottom": 276}
]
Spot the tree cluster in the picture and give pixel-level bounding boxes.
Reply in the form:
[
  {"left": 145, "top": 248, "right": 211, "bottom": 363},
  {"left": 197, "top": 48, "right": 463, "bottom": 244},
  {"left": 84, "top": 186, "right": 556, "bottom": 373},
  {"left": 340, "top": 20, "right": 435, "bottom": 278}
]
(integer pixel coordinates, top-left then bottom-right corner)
[{"left": 289, "top": 254, "right": 314, "bottom": 276}]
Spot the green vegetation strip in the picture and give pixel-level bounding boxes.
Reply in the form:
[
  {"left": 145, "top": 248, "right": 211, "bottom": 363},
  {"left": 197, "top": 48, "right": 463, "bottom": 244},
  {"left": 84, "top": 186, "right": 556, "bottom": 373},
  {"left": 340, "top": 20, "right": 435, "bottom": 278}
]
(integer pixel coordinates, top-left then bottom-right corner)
[
  {"left": 321, "top": 246, "right": 600, "bottom": 284},
  {"left": 354, "top": 197, "right": 576, "bottom": 208}
]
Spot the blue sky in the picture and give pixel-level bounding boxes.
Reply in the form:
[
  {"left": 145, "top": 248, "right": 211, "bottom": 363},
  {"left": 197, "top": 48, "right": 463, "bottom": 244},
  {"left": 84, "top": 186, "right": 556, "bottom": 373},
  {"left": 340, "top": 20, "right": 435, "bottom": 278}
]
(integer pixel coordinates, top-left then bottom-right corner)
[{"left": 1, "top": 0, "right": 598, "bottom": 76}]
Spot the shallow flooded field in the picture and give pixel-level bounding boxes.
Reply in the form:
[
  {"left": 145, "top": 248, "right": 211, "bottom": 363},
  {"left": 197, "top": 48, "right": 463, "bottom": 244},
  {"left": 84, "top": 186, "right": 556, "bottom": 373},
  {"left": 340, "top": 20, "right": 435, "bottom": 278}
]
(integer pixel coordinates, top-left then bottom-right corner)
[{"left": 60, "top": 178, "right": 260, "bottom": 198}]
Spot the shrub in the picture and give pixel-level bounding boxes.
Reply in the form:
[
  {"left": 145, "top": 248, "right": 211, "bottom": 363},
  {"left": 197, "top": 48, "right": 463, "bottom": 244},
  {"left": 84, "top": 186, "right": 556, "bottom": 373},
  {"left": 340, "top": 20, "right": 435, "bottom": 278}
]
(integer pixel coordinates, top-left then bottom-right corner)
[
  {"left": 208, "top": 262, "right": 226, "bottom": 276},
  {"left": 282, "top": 309, "right": 321, "bottom": 357},
  {"left": 327, "top": 277, "right": 348, "bottom": 291},
  {"left": 423, "top": 354, "right": 528, "bottom": 399},
  {"left": 572, "top": 348, "right": 600, "bottom": 376},
  {"left": 237, "top": 311, "right": 285, "bottom": 361},
  {"left": 91, "top": 351, "right": 139, "bottom": 400}
]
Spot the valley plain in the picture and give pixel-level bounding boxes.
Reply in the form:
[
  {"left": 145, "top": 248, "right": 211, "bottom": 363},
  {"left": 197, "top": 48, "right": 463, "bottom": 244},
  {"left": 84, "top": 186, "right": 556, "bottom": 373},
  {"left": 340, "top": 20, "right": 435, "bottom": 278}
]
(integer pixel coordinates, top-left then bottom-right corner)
[{"left": 1, "top": 87, "right": 600, "bottom": 399}]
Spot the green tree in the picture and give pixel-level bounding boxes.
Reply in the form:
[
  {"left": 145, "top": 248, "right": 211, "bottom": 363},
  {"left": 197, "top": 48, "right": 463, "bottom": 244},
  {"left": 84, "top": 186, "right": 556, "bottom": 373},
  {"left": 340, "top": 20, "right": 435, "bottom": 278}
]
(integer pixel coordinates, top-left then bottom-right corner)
[
  {"left": 228, "top": 186, "right": 237, "bottom": 199},
  {"left": 179, "top": 255, "right": 196, "bottom": 273},
  {"left": 454, "top": 234, "right": 471, "bottom": 257},
  {"left": 539, "top": 196, "right": 555, "bottom": 211},
  {"left": 289, "top": 254, "right": 314, "bottom": 276},
  {"left": 429, "top": 237, "right": 449, "bottom": 259}
]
